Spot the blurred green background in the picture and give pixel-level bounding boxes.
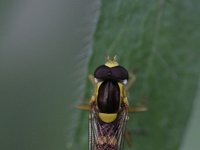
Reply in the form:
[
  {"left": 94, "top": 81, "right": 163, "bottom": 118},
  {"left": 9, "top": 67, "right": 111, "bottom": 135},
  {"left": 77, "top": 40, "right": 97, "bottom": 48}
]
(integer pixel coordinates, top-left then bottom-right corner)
[{"left": 0, "top": 0, "right": 200, "bottom": 150}]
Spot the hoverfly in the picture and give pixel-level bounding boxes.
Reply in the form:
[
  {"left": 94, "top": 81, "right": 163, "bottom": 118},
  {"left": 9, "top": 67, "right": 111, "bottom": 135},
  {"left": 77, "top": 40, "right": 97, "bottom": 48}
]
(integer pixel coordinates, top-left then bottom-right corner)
[{"left": 77, "top": 56, "right": 147, "bottom": 150}]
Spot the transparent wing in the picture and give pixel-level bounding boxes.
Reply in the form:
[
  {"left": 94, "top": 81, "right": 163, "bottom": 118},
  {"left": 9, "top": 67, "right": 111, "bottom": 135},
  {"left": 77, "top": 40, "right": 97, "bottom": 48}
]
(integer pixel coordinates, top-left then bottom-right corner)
[
  {"left": 89, "top": 105, "right": 98, "bottom": 150},
  {"left": 89, "top": 105, "right": 128, "bottom": 150},
  {"left": 88, "top": 108, "right": 94, "bottom": 150},
  {"left": 117, "top": 110, "right": 128, "bottom": 150}
]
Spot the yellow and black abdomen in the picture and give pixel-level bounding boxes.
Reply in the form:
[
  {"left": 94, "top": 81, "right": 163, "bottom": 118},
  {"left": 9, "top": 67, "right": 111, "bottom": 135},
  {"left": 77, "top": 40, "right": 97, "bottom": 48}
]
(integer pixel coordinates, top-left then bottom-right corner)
[{"left": 97, "top": 80, "right": 120, "bottom": 114}]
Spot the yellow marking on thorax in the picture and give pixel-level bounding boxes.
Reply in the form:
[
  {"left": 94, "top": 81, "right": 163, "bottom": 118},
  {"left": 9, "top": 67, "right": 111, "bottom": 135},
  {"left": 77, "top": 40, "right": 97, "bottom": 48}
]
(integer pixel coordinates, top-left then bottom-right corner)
[
  {"left": 105, "top": 61, "right": 118, "bottom": 67},
  {"left": 95, "top": 82, "right": 102, "bottom": 100},
  {"left": 99, "top": 113, "right": 117, "bottom": 123},
  {"left": 118, "top": 82, "right": 124, "bottom": 99}
]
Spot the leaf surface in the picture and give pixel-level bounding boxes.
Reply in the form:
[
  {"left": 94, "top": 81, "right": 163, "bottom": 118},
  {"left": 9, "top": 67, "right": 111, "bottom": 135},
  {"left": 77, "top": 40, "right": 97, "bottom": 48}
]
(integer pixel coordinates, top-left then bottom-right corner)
[{"left": 76, "top": 0, "right": 200, "bottom": 150}]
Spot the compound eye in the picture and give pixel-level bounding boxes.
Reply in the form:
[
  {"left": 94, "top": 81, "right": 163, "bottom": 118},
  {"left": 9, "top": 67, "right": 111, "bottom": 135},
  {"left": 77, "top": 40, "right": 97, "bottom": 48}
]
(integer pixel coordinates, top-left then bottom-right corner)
[
  {"left": 94, "top": 65, "right": 110, "bottom": 80},
  {"left": 111, "top": 66, "right": 129, "bottom": 80}
]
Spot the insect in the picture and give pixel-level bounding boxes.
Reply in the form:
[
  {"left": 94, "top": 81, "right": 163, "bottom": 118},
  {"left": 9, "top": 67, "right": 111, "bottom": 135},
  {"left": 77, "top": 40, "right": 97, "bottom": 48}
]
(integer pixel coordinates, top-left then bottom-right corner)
[{"left": 77, "top": 56, "right": 147, "bottom": 150}]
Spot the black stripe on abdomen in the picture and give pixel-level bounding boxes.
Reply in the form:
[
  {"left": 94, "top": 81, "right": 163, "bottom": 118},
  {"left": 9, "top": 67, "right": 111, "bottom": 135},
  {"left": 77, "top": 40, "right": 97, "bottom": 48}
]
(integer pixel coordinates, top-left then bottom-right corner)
[{"left": 97, "top": 81, "right": 120, "bottom": 113}]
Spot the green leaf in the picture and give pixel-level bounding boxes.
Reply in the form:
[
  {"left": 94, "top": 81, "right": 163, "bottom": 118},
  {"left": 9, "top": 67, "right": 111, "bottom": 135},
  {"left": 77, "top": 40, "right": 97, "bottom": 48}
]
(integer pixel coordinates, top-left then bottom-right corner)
[
  {"left": 74, "top": 0, "right": 200, "bottom": 150},
  {"left": 180, "top": 80, "right": 200, "bottom": 150}
]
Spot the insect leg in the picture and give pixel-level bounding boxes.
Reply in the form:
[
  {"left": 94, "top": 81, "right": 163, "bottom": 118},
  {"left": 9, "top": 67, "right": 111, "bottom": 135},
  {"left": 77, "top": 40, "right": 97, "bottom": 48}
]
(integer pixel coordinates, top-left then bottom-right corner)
[
  {"left": 88, "top": 74, "right": 96, "bottom": 104},
  {"left": 125, "top": 71, "right": 136, "bottom": 90},
  {"left": 76, "top": 104, "right": 90, "bottom": 110},
  {"left": 124, "top": 130, "right": 133, "bottom": 147},
  {"left": 76, "top": 96, "right": 95, "bottom": 111},
  {"left": 128, "top": 105, "right": 147, "bottom": 113},
  {"left": 88, "top": 74, "right": 96, "bottom": 88}
]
